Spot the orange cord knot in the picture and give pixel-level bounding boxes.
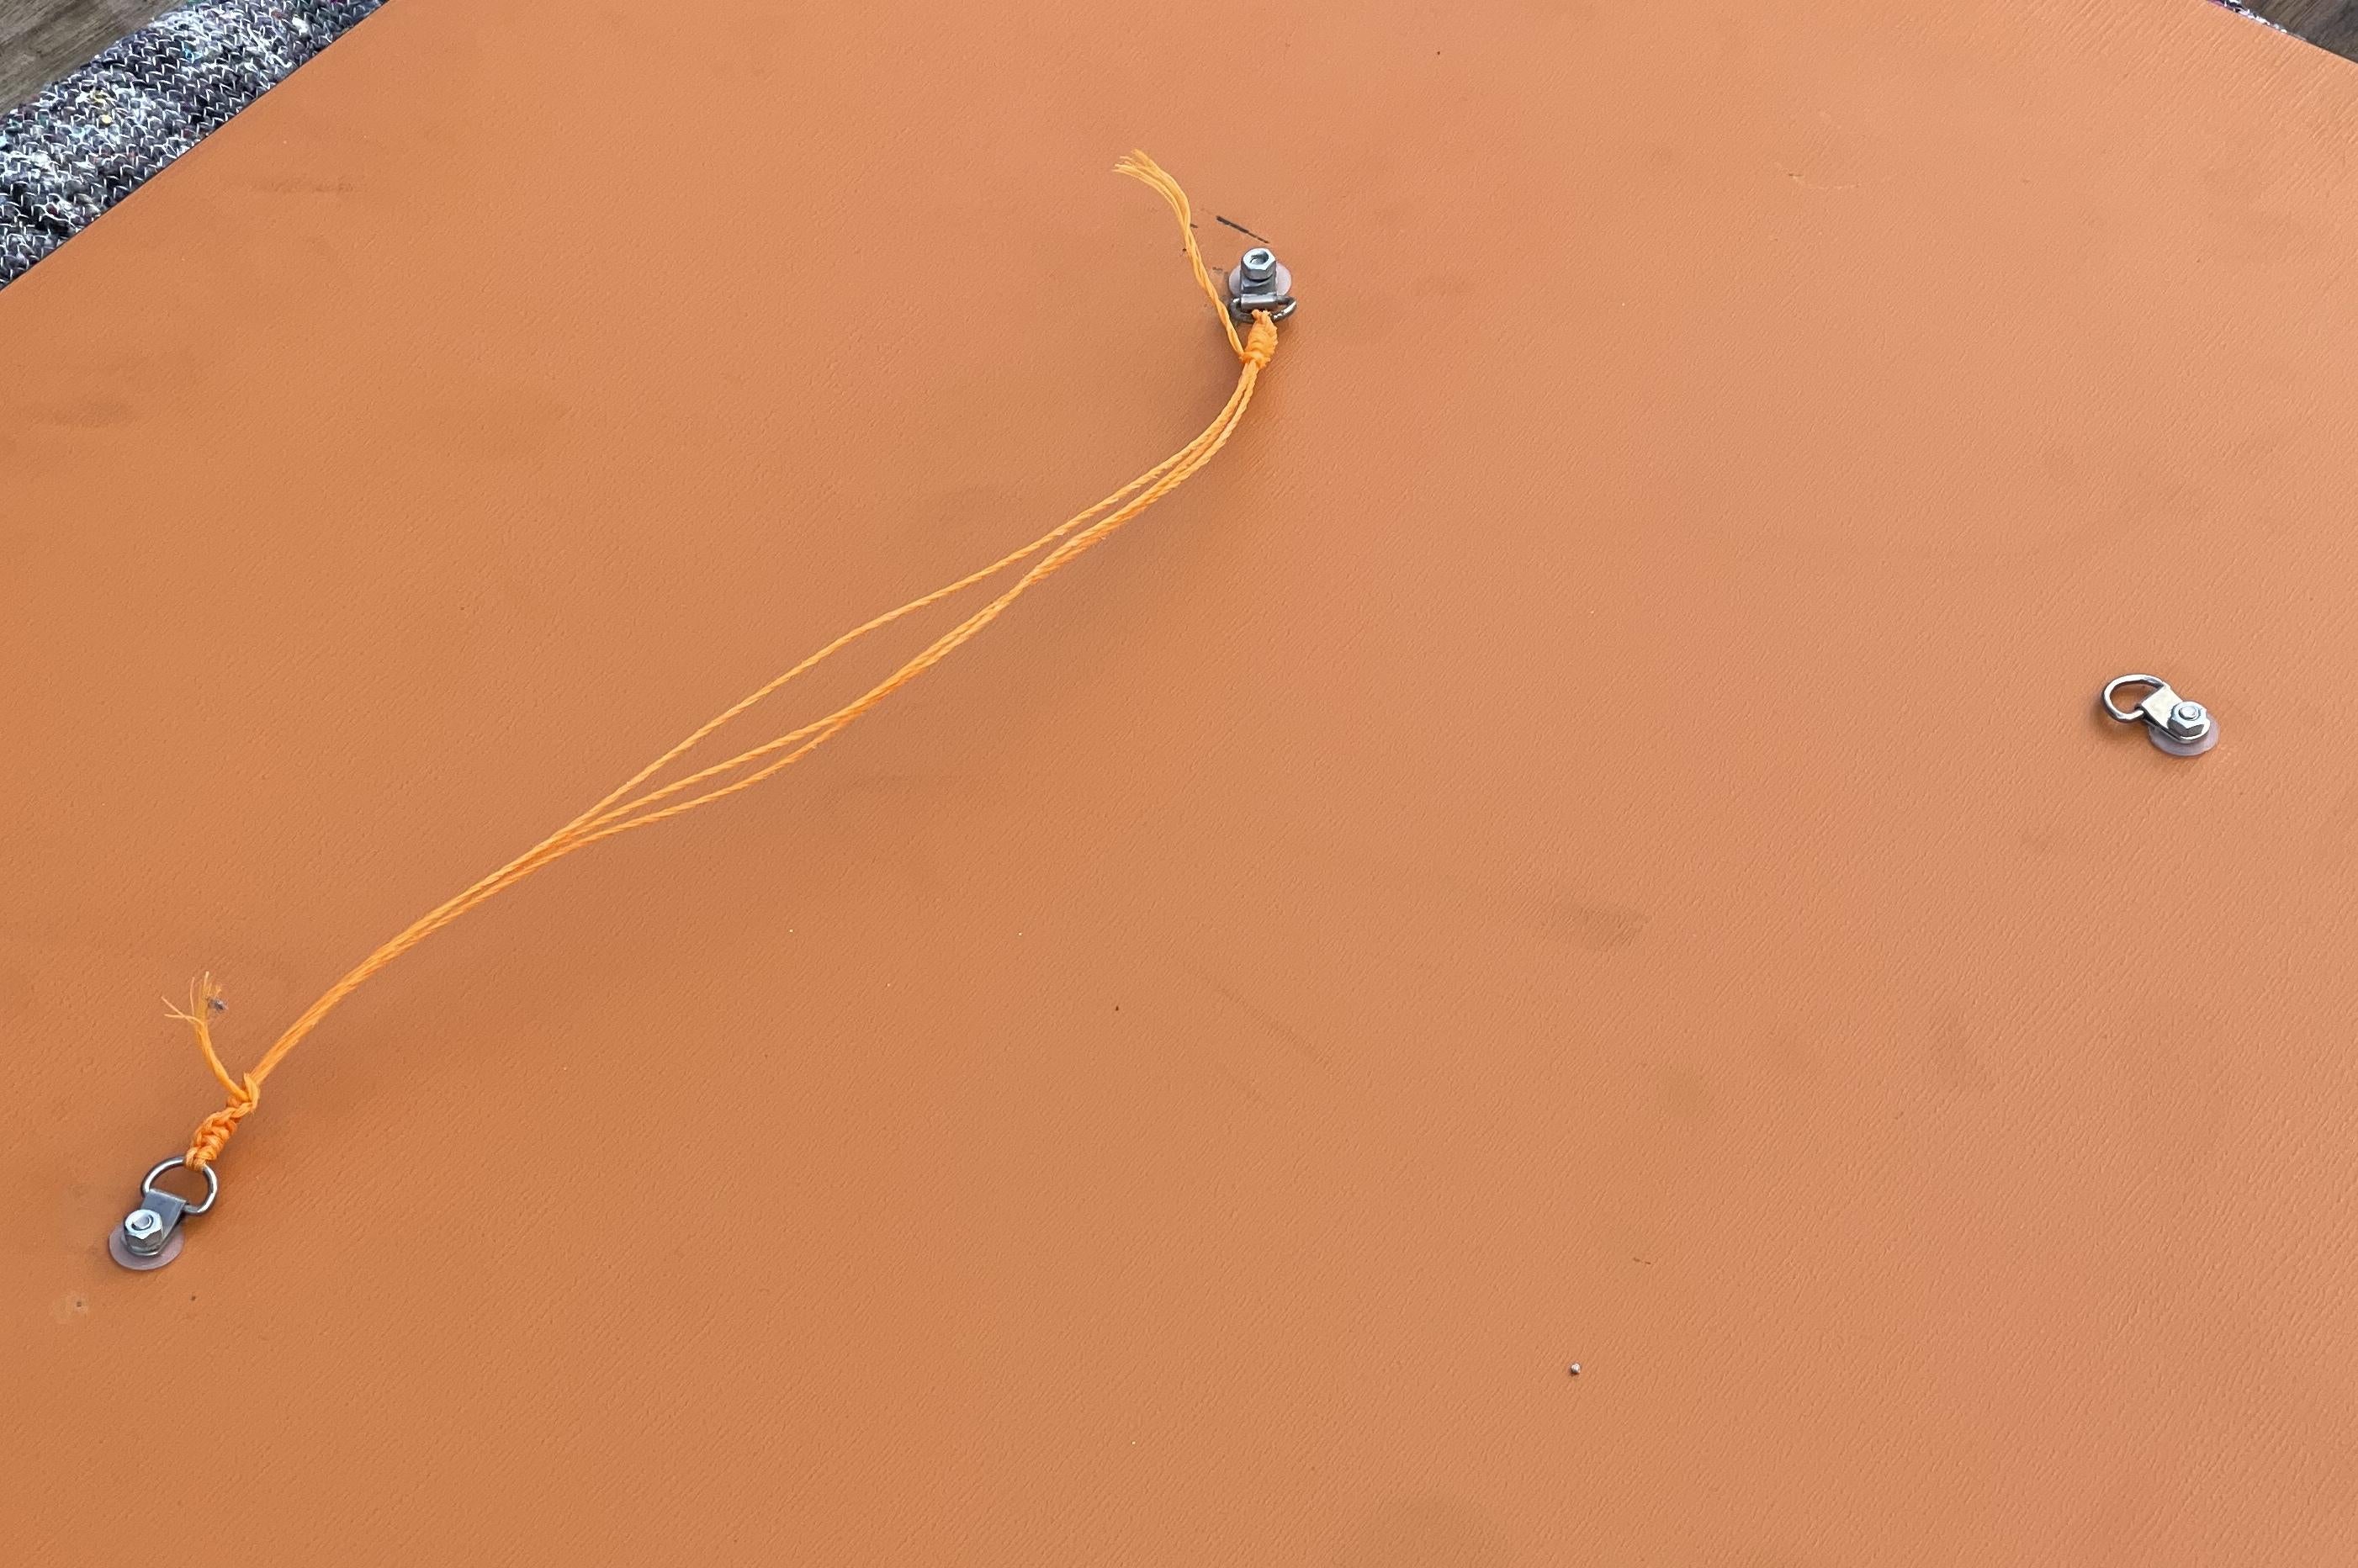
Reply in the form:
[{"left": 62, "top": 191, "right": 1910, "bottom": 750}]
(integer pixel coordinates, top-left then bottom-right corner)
[
  {"left": 167, "top": 974, "right": 259, "bottom": 1169},
  {"left": 1241, "top": 311, "right": 1278, "bottom": 369},
  {"left": 185, "top": 1078, "right": 258, "bottom": 1170}
]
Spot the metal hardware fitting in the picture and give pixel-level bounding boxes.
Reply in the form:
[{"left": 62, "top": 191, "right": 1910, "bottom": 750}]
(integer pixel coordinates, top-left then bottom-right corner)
[
  {"left": 108, "top": 1157, "right": 218, "bottom": 1271},
  {"left": 1225, "top": 246, "right": 1296, "bottom": 322},
  {"left": 2101, "top": 674, "right": 2218, "bottom": 757}
]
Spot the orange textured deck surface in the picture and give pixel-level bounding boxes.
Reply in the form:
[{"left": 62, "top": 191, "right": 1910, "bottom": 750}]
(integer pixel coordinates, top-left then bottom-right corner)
[{"left": 7, "top": 1, "right": 2358, "bottom": 1561}]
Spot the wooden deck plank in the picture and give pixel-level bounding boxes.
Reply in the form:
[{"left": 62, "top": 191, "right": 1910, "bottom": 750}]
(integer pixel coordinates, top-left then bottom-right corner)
[{"left": 2, "top": 1, "right": 176, "bottom": 114}]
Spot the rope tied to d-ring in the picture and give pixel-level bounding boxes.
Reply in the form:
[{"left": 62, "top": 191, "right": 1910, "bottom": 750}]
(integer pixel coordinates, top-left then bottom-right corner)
[{"left": 162, "top": 151, "right": 1282, "bottom": 1177}]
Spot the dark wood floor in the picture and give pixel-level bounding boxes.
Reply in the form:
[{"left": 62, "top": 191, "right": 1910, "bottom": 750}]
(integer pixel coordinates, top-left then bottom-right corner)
[
  {"left": 2, "top": 1, "right": 173, "bottom": 114},
  {"left": 2250, "top": 0, "right": 2358, "bottom": 52},
  {"left": 3, "top": 0, "right": 2358, "bottom": 118}
]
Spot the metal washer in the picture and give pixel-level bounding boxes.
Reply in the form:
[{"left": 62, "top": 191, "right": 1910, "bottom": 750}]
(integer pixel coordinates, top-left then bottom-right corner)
[{"left": 108, "top": 1226, "right": 185, "bottom": 1271}]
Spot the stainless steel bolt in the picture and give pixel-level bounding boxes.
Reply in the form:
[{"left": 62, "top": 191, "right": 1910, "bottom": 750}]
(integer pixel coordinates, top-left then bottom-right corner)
[
  {"left": 2170, "top": 701, "right": 2209, "bottom": 737},
  {"left": 121, "top": 1208, "right": 166, "bottom": 1258},
  {"left": 1239, "top": 247, "right": 1276, "bottom": 283}
]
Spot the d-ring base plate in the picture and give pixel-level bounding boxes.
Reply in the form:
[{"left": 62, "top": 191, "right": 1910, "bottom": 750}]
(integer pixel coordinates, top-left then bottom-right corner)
[{"left": 109, "top": 1226, "right": 184, "bottom": 1271}]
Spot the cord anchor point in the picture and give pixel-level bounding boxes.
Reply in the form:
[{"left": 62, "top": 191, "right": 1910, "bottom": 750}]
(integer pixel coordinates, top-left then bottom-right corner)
[
  {"left": 2101, "top": 673, "right": 2218, "bottom": 757},
  {"left": 108, "top": 1157, "right": 217, "bottom": 1271},
  {"left": 1226, "top": 246, "right": 1296, "bottom": 322}
]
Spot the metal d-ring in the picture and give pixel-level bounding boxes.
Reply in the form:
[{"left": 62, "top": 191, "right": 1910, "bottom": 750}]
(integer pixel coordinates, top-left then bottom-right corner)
[
  {"left": 2101, "top": 674, "right": 2167, "bottom": 725},
  {"left": 2101, "top": 672, "right": 2218, "bottom": 756},
  {"left": 112, "top": 1156, "right": 219, "bottom": 1269},
  {"left": 143, "top": 1156, "right": 218, "bottom": 1215},
  {"left": 1225, "top": 246, "right": 1297, "bottom": 323}
]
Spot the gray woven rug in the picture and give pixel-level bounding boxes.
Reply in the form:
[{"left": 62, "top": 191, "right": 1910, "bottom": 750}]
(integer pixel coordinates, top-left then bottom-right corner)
[{"left": 1, "top": 0, "right": 384, "bottom": 288}]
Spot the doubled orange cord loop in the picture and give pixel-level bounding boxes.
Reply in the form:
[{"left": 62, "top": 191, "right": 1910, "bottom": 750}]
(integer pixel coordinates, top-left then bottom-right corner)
[{"left": 170, "top": 151, "right": 1281, "bottom": 1173}]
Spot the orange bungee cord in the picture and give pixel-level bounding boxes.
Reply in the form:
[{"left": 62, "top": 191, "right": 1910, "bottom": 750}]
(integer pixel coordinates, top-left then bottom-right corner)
[{"left": 108, "top": 152, "right": 1293, "bottom": 1270}]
